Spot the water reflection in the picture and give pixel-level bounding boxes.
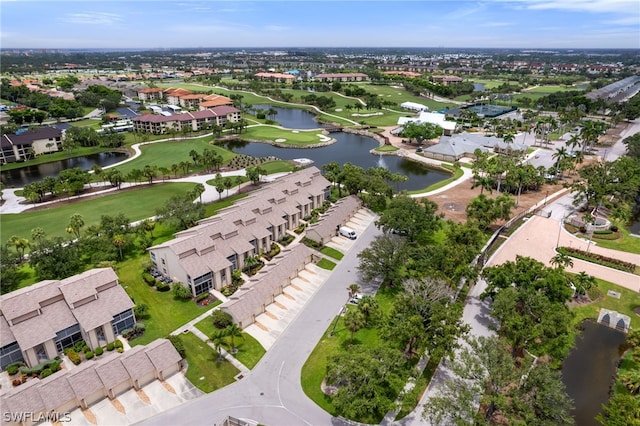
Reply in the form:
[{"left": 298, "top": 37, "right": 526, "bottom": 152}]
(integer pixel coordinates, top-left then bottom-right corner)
[
  {"left": 219, "top": 132, "right": 449, "bottom": 192},
  {"left": 1, "top": 152, "right": 129, "bottom": 187}
]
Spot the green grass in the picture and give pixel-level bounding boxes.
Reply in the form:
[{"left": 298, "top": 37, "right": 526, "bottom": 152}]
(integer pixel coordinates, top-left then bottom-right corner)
[
  {"left": 194, "top": 317, "right": 266, "bottom": 369},
  {"left": 241, "top": 125, "right": 331, "bottom": 146},
  {"left": 111, "top": 137, "right": 235, "bottom": 176},
  {"left": 374, "top": 145, "right": 399, "bottom": 152},
  {"left": 68, "top": 118, "right": 102, "bottom": 128},
  {"left": 301, "top": 288, "right": 401, "bottom": 422},
  {"left": 523, "top": 85, "right": 583, "bottom": 94},
  {"left": 571, "top": 277, "right": 640, "bottom": 330},
  {"left": 1, "top": 183, "right": 196, "bottom": 241},
  {"left": 589, "top": 223, "right": 640, "bottom": 254},
  {"left": 316, "top": 258, "right": 336, "bottom": 270},
  {"left": 177, "top": 331, "right": 240, "bottom": 393},
  {"left": 203, "top": 193, "right": 249, "bottom": 216},
  {"left": 320, "top": 246, "right": 344, "bottom": 260},
  {"left": 613, "top": 351, "right": 638, "bottom": 395},
  {"left": 259, "top": 159, "right": 297, "bottom": 174}
]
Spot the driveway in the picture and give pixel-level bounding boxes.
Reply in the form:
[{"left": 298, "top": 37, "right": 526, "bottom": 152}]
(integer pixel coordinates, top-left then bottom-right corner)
[{"left": 137, "top": 213, "right": 382, "bottom": 426}]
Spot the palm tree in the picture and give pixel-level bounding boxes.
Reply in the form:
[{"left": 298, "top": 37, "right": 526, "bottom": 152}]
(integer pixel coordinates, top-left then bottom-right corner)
[
  {"left": 67, "top": 213, "right": 85, "bottom": 239},
  {"left": 211, "top": 329, "right": 227, "bottom": 361},
  {"left": 347, "top": 283, "right": 361, "bottom": 299},
  {"left": 471, "top": 175, "right": 494, "bottom": 195},
  {"left": 191, "top": 183, "right": 205, "bottom": 203},
  {"left": 550, "top": 252, "right": 573, "bottom": 270},
  {"left": 225, "top": 323, "right": 243, "bottom": 354},
  {"left": 573, "top": 271, "right": 596, "bottom": 297},
  {"left": 552, "top": 147, "right": 570, "bottom": 177},
  {"left": 9, "top": 236, "right": 29, "bottom": 259},
  {"left": 113, "top": 234, "right": 126, "bottom": 260},
  {"left": 343, "top": 309, "right": 365, "bottom": 345}
]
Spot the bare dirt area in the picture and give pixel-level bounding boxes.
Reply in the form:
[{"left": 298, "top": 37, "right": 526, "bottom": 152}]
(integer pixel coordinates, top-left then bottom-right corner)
[{"left": 425, "top": 180, "right": 566, "bottom": 223}]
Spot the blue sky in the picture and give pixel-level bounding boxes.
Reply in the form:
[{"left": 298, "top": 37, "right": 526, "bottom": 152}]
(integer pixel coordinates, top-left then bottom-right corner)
[{"left": 1, "top": 0, "right": 639, "bottom": 49}]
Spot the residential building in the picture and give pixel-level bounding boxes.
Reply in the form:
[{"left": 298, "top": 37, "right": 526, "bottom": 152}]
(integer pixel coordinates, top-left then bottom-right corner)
[
  {"left": 148, "top": 167, "right": 331, "bottom": 297},
  {"left": 431, "top": 75, "right": 464, "bottom": 85},
  {"left": 1, "top": 339, "right": 182, "bottom": 424},
  {"left": 0, "top": 127, "right": 63, "bottom": 164},
  {"left": 0, "top": 268, "right": 135, "bottom": 369},
  {"left": 305, "top": 195, "right": 361, "bottom": 245},
  {"left": 314, "top": 73, "right": 368, "bottom": 82},
  {"left": 136, "top": 88, "right": 164, "bottom": 101},
  {"left": 254, "top": 72, "right": 296, "bottom": 84},
  {"left": 131, "top": 105, "right": 240, "bottom": 134},
  {"left": 220, "top": 244, "right": 316, "bottom": 328},
  {"left": 397, "top": 111, "right": 457, "bottom": 136},
  {"left": 421, "top": 132, "right": 526, "bottom": 162}
]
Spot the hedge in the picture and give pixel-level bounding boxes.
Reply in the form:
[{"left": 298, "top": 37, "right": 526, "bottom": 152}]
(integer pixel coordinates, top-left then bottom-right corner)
[
  {"left": 557, "top": 246, "right": 636, "bottom": 273},
  {"left": 156, "top": 282, "right": 171, "bottom": 292},
  {"left": 6, "top": 362, "right": 24, "bottom": 376},
  {"left": 167, "top": 335, "right": 186, "bottom": 358},
  {"left": 95, "top": 346, "right": 104, "bottom": 356},
  {"left": 65, "top": 348, "right": 81, "bottom": 365},
  {"left": 20, "top": 358, "right": 63, "bottom": 376},
  {"left": 142, "top": 272, "right": 156, "bottom": 286}
]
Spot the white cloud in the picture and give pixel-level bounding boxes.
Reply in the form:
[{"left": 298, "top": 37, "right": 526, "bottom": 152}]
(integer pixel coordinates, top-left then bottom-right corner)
[
  {"left": 507, "top": 0, "right": 638, "bottom": 14},
  {"left": 265, "top": 25, "right": 289, "bottom": 31},
  {"left": 480, "top": 21, "right": 513, "bottom": 27},
  {"left": 63, "top": 12, "right": 123, "bottom": 25}
]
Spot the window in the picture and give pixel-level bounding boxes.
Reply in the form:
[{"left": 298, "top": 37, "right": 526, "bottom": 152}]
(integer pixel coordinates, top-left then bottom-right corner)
[
  {"left": 0, "top": 342, "right": 24, "bottom": 369},
  {"left": 193, "top": 272, "right": 212, "bottom": 296},
  {"left": 227, "top": 254, "right": 238, "bottom": 271},
  {"left": 112, "top": 309, "right": 135, "bottom": 335},
  {"left": 55, "top": 324, "right": 82, "bottom": 353}
]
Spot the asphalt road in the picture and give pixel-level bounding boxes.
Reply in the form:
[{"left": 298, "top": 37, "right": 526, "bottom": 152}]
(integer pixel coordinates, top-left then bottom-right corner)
[{"left": 137, "top": 218, "right": 382, "bottom": 426}]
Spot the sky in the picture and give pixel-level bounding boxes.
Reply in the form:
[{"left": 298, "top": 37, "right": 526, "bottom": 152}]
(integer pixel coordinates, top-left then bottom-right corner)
[{"left": 1, "top": 0, "right": 639, "bottom": 50}]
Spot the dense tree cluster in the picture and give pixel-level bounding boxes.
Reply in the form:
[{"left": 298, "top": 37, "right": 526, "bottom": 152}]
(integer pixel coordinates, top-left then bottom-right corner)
[{"left": 23, "top": 167, "right": 92, "bottom": 203}]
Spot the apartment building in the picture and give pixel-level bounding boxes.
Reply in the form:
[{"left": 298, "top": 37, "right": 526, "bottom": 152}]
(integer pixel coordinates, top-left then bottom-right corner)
[
  {"left": 0, "top": 127, "right": 63, "bottom": 164},
  {"left": 148, "top": 167, "right": 331, "bottom": 297},
  {"left": 131, "top": 105, "right": 241, "bottom": 134},
  {"left": 0, "top": 268, "right": 135, "bottom": 369}
]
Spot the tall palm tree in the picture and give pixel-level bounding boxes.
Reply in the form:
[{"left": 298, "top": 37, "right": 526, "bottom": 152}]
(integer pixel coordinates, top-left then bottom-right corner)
[
  {"left": 211, "top": 329, "right": 226, "bottom": 361},
  {"left": 347, "top": 283, "right": 361, "bottom": 299},
  {"left": 225, "top": 323, "right": 243, "bottom": 354},
  {"left": 552, "top": 147, "right": 570, "bottom": 177}
]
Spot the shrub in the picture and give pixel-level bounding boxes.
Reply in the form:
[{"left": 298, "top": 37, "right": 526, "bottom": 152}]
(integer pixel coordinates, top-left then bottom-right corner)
[
  {"left": 610, "top": 225, "right": 618, "bottom": 232},
  {"left": 196, "top": 292, "right": 210, "bottom": 303},
  {"left": 19, "top": 358, "right": 63, "bottom": 376},
  {"left": 123, "top": 323, "right": 146, "bottom": 340},
  {"left": 134, "top": 303, "right": 149, "bottom": 318},
  {"left": 85, "top": 351, "right": 94, "bottom": 360},
  {"left": 117, "top": 347, "right": 124, "bottom": 353},
  {"left": 156, "top": 282, "right": 171, "bottom": 292},
  {"left": 302, "top": 237, "right": 323, "bottom": 250},
  {"left": 67, "top": 350, "right": 81, "bottom": 365},
  {"left": 173, "top": 282, "right": 192, "bottom": 300},
  {"left": 12, "top": 379, "right": 22, "bottom": 387},
  {"left": 231, "top": 269, "right": 244, "bottom": 286},
  {"left": 73, "top": 340, "right": 88, "bottom": 353},
  {"left": 211, "top": 310, "right": 233, "bottom": 329},
  {"left": 40, "top": 368, "right": 52, "bottom": 379},
  {"left": 106, "top": 342, "right": 115, "bottom": 351},
  {"left": 114, "top": 340, "right": 123, "bottom": 349},
  {"left": 557, "top": 246, "right": 636, "bottom": 273},
  {"left": 167, "top": 335, "right": 186, "bottom": 358},
  {"left": 278, "top": 234, "right": 294, "bottom": 246},
  {"left": 142, "top": 272, "right": 156, "bottom": 286},
  {"left": 6, "top": 362, "right": 24, "bottom": 376},
  {"left": 95, "top": 347, "right": 104, "bottom": 356},
  {"left": 579, "top": 226, "right": 587, "bottom": 233}
]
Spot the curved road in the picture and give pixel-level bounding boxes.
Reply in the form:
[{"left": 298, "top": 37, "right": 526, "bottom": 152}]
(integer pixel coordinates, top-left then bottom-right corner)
[{"left": 138, "top": 219, "right": 382, "bottom": 426}]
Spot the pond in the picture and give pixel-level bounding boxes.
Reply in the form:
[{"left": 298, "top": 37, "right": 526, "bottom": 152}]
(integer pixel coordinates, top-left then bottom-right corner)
[
  {"left": 1, "top": 152, "right": 129, "bottom": 187},
  {"left": 473, "top": 83, "right": 486, "bottom": 92},
  {"left": 252, "top": 104, "right": 321, "bottom": 130},
  {"left": 219, "top": 132, "right": 450, "bottom": 192},
  {"left": 561, "top": 320, "right": 627, "bottom": 426}
]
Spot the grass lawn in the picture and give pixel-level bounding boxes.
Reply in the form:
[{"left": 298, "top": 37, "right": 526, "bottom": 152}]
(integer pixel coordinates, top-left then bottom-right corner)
[
  {"left": 571, "top": 277, "right": 640, "bottom": 330},
  {"left": 110, "top": 137, "right": 235, "bottom": 176},
  {"left": 374, "top": 145, "right": 399, "bottom": 152},
  {"left": 316, "top": 258, "right": 336, "bottom": 270},
  {"left": 177, "top": 331, "right": 240, "bottom": 393},
  {"left": 259, "top": 159, "right": 297, "bottom": 174},
  {"left": 320, "top": 246, "right": 344, "bottom": 260},
  {"left": 203, "top": 193, "right": 249, "bottom": 216},
  {"left": 68, "top": 118, "right": 102, "bottom": 128},
  {"left": 523, "top": 85, "right": 582, "bottom": 94},
  {"left": 194, "top": 317, "right": 266, "bottom": 369},
  {"left": 301, "top": 286, "right": 403, "bottom": 423},
  {"left": 590, "top": 223, "right": 640, "bottom": 254},
  {"left": 241, "top": 125, "right": 331, "bottom": 146},
  {"left": 1, "top": 183, "right": 196, "bottom": 241}
]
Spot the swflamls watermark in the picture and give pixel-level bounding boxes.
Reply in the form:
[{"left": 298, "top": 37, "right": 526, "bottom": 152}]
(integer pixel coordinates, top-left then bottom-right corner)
[{"left": 3, "top": 411, "right": 71, "bottom": 423}]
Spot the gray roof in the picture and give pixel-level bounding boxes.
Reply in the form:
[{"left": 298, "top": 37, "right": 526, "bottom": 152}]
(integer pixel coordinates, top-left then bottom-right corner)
[
  {"left": 2, "top": 379, "right": 46, "bottom": 414},
  {"left": 144, "top": 339, "right": 182, "bottom": 372},
  {"left": 0, "top": 268, "right": 133, "bottom": 352},
  {"left": 38, "top": 374, "right": 77, "bottom": 411},
  {"left": 120, "top": 346, "right": 155, "bottom": 380},
  {"left": 68, "top": 361, "right": 106, "bottom": 400},
  {"left": 306, "top": 195, "right": 360, "bottom": 243},
  {"left": 1, "top": 127, "right": 62, "bottom": 147},
  {"left": 95, "top": 353, "right": 131, "bottom": 388}
]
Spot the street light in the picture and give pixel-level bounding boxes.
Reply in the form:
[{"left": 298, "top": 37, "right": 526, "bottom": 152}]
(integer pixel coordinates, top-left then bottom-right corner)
[{"left": 556, "top": 213, "right": 570, "bottom": 249}]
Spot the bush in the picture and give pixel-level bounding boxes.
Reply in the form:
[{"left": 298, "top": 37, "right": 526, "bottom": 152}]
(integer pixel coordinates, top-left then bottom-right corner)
[
  {"left": 67, "top": 350, "right": 81, "bottom": 365},
  {"left": 106, "top": 342, "right": 115, "bottom": 351},
  {"left": 579, "top": 226, "right": 587, "bottom": 233},
  {"left": 278, "top": 234, "right": 294, "bottom": 246},
  {"left": 134, "top": 303, "right": 149, "bottom": 318},
  {"left": 12, "top": 379, "right": 22, "bottom": 387},
  {"left": 196, "top": 292, "right": 210, "bottom": 303},
  {"left": 6, "top": 362, "right": 24, "bottom": 376},
  {"left": 557, "top": 246, "right": 636, "bottom": 273},
  {"left": 19, "top": 358, "right": 63, "bottom": 376},
  {"left": 173, "top": 282, "right": 192, "bottom": 300},
  {"left": 95, "top": 347, "right": 104, "bottom": 356},
  {"left": 40, "top": 368, "right": 52, "bottom": 379},
  {"left": 73, "top": 340, "right": 88, "bottom": 353},
  {"left": 302, "top": 237, "right": 323, "bottom": 250},
  {"left": 117, "top": 347, "right": 124, "bottom": 353},
  {"left": 142, "top": 272, "right": 156, "bottom": 286},
  {"left": 610, "top": 225, "right": 618, "bottom": 232},
  {"left": 211, "top": 310, "right": 233, "bottom": 329},
  {"left": 85, "top": 351, "right": 94, "bottom": 360},
  {"left": 123, "top": 323, "right": 146, "bottom": 340},
  {"left": 114, "top": 340, "right": 123, "bottom": 349},
  {"left": 156, "top": 282, "right": 171, "bottom": 292},
  {"left": 167, "top": 335, "right": 186, "bottom": 358}
]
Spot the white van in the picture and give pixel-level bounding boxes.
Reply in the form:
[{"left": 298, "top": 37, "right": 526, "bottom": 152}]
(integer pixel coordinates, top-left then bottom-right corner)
[{"left": 339, "top": 226, "right": 357, "bottom": 240}]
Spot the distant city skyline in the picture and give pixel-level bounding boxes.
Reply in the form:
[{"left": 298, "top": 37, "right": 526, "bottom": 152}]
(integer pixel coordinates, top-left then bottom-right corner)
[{"left": 1, "top": 0, "right": 639, "bottom": 50}]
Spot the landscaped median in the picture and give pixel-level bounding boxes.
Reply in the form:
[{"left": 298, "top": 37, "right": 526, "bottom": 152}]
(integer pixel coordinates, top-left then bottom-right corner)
[
  {"left": 557, "top": 246, "right": 639, "bottom": 274},
  {"left": 195, "top": 316, "right": 266, "bottom": 369}
]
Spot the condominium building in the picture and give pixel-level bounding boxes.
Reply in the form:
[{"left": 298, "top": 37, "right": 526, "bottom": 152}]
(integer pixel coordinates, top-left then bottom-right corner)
[
  {"left": 0, "top": 268, "right": 135, "bottom": 369},
  {"left": 148, "top": 167, "right": 331, "bottom": 297},
  {"left": 131, "top": 105, "right": 241, "bottom": 134}
]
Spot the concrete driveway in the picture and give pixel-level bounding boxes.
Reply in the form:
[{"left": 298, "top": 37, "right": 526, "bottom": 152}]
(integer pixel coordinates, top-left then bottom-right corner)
[{"left": 64, "top": 373, "right": 202, "bottom": 426}]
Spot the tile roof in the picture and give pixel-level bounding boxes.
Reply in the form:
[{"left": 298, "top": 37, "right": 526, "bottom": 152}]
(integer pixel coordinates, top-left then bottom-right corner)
[
  {"left": 67, "top": 362, "right": 106, "bottom": 400},
  {"left": 120, "top": 346, "right": 155, "bottom": 380},
  {"left": 38, "top": 374, "right": 77, "bottom": 411},
  {"left": 95, "top": 354, "right": 130, "bottom": 388},
  {"left": 144, "top": 339, "right": 182, "bottom": 372},
  {"left": 1, "top": 127, "right": 62, "bottom": 147}
]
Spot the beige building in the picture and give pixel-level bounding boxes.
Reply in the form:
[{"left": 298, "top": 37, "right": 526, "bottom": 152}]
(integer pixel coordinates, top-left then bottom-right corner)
[
  {"left": 1, "top": 128, "right": 63, "bottom": 164},
  {"left": 131, "top": 105, "right": 241, "bottom": 134},
  {"left": 148, "top": 167, "right": 331, "bottom": 297},
  {"left": 0, "top": 268, "right": 135, "bottom": 369}
]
